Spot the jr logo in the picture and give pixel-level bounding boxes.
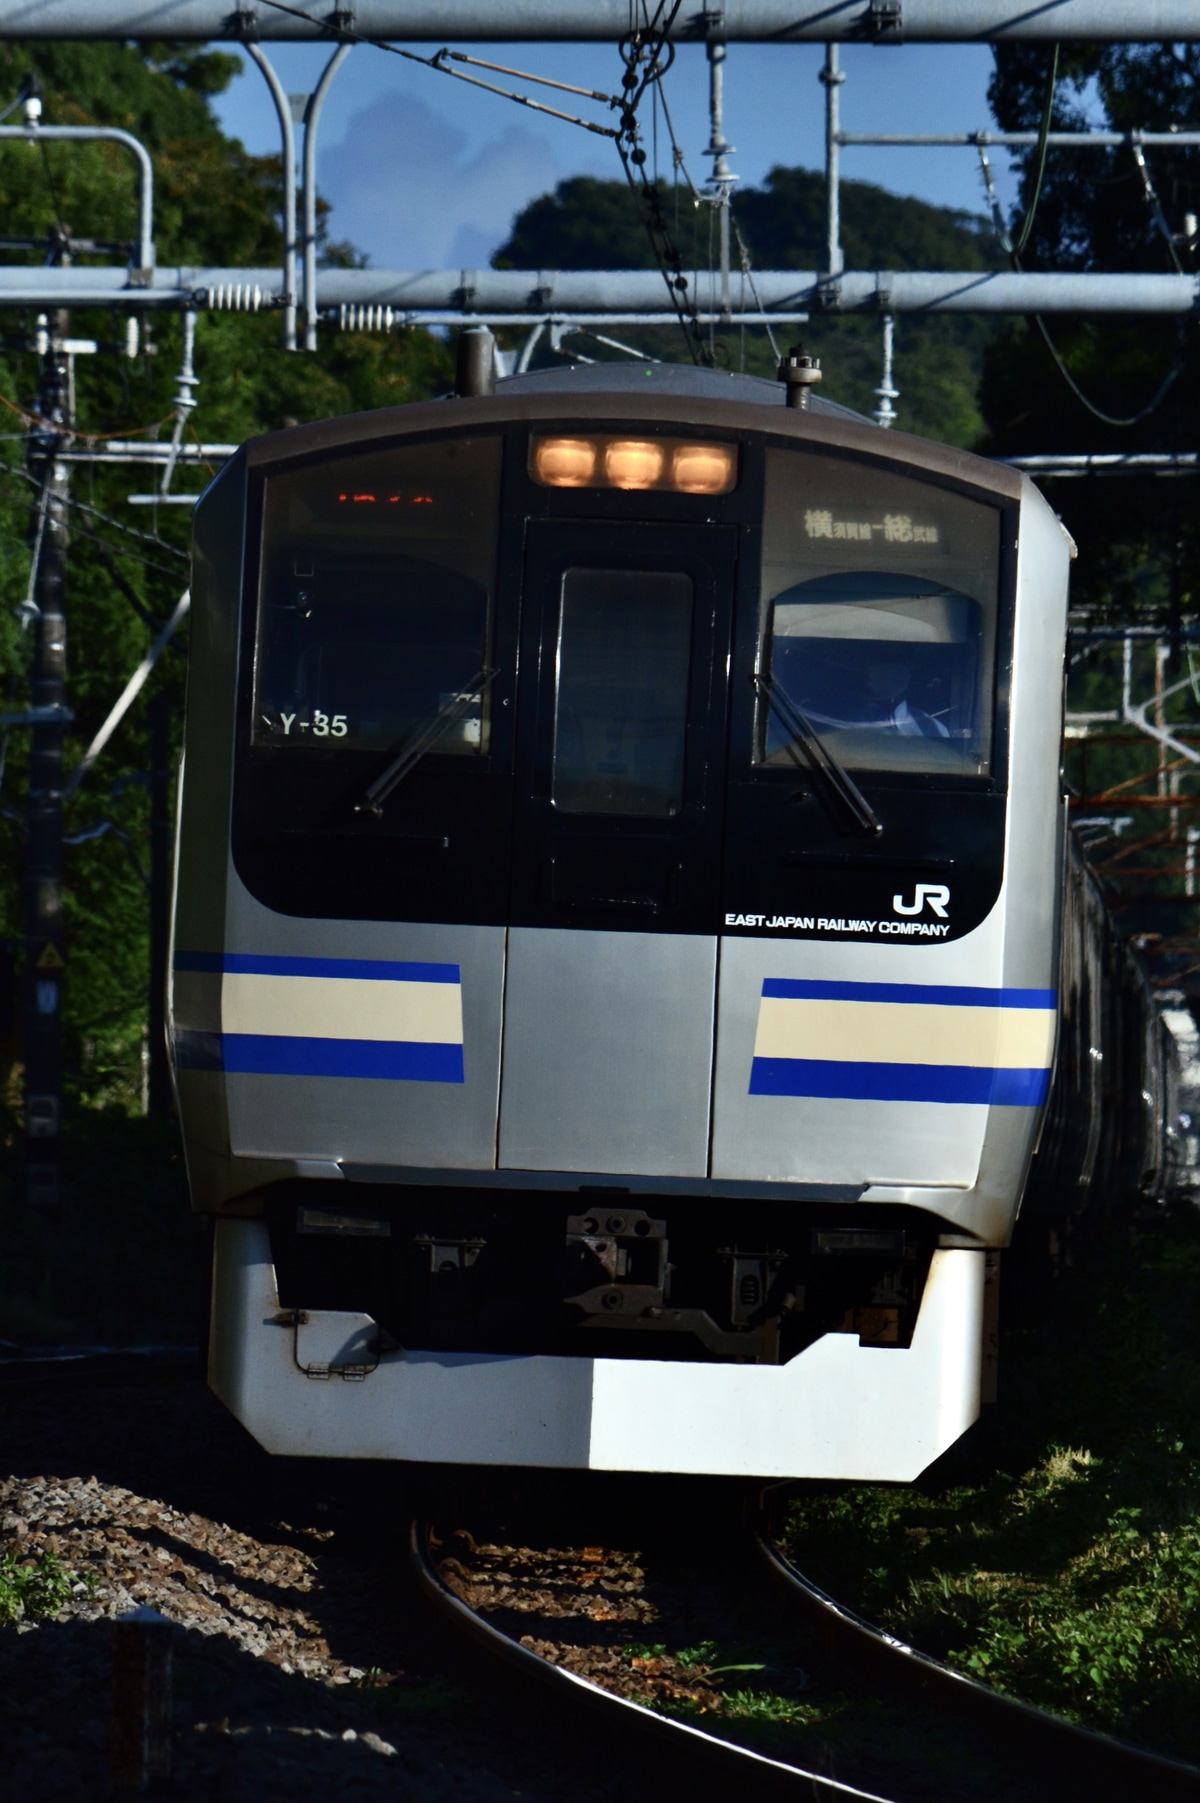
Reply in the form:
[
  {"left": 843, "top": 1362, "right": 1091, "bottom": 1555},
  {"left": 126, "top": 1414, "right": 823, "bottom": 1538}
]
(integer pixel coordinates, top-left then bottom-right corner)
[{"left": 893, "top": 883, "right": 950, "bottom": 919}]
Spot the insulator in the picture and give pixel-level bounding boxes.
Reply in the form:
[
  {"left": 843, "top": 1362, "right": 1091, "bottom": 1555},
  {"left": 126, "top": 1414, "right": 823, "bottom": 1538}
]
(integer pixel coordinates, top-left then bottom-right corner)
[
  {"left": 206, "top": 283, "right": 264, "bottom": 313},
  {"left": 338, "top": 304, "right": 396, "bottom": 333}
]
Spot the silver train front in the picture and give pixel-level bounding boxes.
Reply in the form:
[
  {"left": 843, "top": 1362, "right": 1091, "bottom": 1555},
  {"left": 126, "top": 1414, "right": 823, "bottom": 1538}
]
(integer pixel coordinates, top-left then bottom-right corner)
[{"left": 169, "top": 367, "right": 1072, "bottom": 1479}]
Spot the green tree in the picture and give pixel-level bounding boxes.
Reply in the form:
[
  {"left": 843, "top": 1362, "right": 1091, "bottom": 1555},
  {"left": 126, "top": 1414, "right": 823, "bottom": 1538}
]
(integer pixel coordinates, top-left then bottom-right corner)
[
  {"left": 0, "top": 43, "right": 451, "bottom": 1112},
  {"left": 493, "top": 168, "right": 1002, "bottom": 445},
  {"left": 979, "top": 43, "right": 1200, "bottom": 626}
]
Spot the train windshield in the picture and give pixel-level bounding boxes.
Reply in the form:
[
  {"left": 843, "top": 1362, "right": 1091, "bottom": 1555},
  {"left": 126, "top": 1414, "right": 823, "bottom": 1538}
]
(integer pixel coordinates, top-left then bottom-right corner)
[
  {"left": 758, "top": 449, "right": 1001, "bottom": 776},
  {"left": 253, "top": 435, "right": 500, "bottom": 757}
]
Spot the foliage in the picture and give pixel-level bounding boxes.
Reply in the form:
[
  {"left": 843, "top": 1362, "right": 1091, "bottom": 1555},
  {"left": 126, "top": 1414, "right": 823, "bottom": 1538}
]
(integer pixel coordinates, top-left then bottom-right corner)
[
  {"left": 979, "top": 44, "right": 1200, "bottom": 626},
  {"left": 493, "top": 168, "right": 1002, "bottom": 445},
  {"left": 0, "top": 1549, "right": 87, "bottom": 1623},
  {"left": 0, "top": 1109, "right": 199, "bottom": 1344},
  {"left": 0, "top": 44, "right": 452, "bottom": 1113},
  {"left": 781, "top": 1209, "right": 1200, "bottom": 1761}
]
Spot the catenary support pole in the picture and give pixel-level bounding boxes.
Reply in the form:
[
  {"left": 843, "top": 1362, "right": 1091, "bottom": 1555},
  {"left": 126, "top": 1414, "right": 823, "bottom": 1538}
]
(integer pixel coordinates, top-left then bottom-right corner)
[
  {"left": 0, "top": 119, "right": 155, "bottom": 273},
  {"left": 23, "top": 290, "right": 71, "bottom": 1207},
  {"left": 147, "top": 693, "right": 171, "bottom": 1119},
  {"left": 6, "top": 265, "right": 1197, "bottom": 314},
  {"left": 820, "top": 44, "right": 845, "bottom": 278},
  {"left": 7, "top": 2, "right": 1200, "bottom": 43},
  {"left": 244, "top": 43, "right": 298, "bottom": 351},
  {"left": 705, "top": 34, "right": 735, "bottom": 321},
  {"left": 302, "top": 41, "right": 353, "bottom": 351}
]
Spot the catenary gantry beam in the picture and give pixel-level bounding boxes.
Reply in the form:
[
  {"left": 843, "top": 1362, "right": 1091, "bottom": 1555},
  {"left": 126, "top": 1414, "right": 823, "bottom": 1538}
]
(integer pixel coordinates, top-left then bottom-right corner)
[
  {"left": 2, "top": 2, "right": 1200, "bottom": 42},
  {"left": 0, "top": 266, "right": 1197, "bottom": 314}
]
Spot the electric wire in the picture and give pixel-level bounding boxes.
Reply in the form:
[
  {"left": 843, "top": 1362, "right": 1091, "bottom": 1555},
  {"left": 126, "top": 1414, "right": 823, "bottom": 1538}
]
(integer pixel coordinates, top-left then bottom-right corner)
[
  {"left": 36, "top": 138, "right": 68, "bottom": 248},
  {"left": 611, "top": 4, "right": 713, "bottom": 367},
  {"left": 0, "top": 385, "right": 179, "bottom": 446},
  {"left": 0, "top": 456, "right": 189, "bottom": 561},
  {"left": 257, "top": 0, "right": 620, "bottom": 138},
  {"left": 0, "top": 82, "right": 31, "bottom": 126},
  {"left": 977, "top": 84, "right": 1186, "bottom": 430},
  {"left": 999, "top": 45, "right": 1060, "bottom": 260}
]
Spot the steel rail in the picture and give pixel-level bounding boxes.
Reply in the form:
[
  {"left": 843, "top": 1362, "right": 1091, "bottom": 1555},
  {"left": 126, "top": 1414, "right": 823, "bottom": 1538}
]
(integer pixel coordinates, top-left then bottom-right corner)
[
  {"left": 756, "top": 1530, "right": 1200, "bottom": 1803},
  {"left": 6, "top": 2, "right": 1200, "bottom": 43},
  {"left": 408, "top": 1518, "right": 895, "bottom": 1803},
  {"left": 0, "top": 265, "right": 1197, "bottom": 315},
  {"left": 0, "top": 1345, "right": 201, "bottom": 1390}
]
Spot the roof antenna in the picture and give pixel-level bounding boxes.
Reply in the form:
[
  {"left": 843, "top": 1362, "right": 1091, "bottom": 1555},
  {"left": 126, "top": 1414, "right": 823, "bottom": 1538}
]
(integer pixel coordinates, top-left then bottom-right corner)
[
  {"left": 455, "top": 326, "right": 495, "bottom": 398},
  {"left": 778, "top": 341, "right": 822, "bottom": 409}
]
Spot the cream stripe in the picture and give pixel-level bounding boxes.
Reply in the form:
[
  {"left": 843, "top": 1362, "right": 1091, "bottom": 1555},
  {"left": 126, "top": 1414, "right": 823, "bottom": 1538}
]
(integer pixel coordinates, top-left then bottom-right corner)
[
  {"left": 221, "top": 973, "right": 463, "bottom": 1044},
  {"left": 753, "top": 997, "right": 1055, "bottom": 1069}
]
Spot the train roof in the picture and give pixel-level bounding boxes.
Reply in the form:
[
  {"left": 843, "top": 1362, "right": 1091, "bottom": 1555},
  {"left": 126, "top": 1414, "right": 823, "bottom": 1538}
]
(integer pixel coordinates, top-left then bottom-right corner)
[
  {"left": 241, "top": 360, "right": 1024, "bottom": 504},
  {"left": 495, "top": 360, "right": 866, "bottom": 422}
]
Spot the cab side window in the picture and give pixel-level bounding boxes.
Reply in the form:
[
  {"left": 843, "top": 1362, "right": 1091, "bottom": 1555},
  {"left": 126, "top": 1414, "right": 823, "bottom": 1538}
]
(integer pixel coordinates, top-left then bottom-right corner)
[{"left": 758, "top": 451, "right": 1001, "bottom": 776}]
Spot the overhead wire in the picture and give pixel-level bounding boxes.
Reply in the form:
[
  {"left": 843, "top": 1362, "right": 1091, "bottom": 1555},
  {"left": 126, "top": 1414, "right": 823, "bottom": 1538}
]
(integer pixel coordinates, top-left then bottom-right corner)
[
  {"left": 0, "top": 81, "right": 32, "bottom": 125},
  {"left": 255, "top": 0, "right": 740, "bottom": 369},
  {"left": 0, "top": 455, "right": 189, "bottom": 561},
  {"left": 978, "top": 64, "right": 1185, "bottom": 430},
  {"left": 257, "top": 0, "right": 621, "bottom": 137}
]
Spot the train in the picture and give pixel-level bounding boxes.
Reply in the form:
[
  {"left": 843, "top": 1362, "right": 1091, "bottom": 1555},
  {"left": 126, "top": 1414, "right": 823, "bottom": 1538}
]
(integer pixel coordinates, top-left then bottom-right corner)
[{"left": 168, "top": 332, "right": 1189, "bottom": 1481}]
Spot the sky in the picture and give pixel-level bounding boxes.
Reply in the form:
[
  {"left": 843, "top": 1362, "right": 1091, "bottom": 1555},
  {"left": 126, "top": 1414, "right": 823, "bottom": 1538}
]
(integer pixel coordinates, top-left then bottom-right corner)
[{"left": 210, "top": 40, "right": 1024, "bottom": 272}]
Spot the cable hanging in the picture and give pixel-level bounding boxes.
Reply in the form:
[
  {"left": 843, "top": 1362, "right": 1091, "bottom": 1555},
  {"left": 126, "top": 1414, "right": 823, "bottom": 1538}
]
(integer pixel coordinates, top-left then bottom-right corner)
[
  {"left": 258, "top": 0, "right": 621, "bottom": 137},
  {"left": 612, "top": 10, "right": 713, "bottom": 369},
  {"left": 977, "top": 64, "right": 1185, "bottom": 431}
]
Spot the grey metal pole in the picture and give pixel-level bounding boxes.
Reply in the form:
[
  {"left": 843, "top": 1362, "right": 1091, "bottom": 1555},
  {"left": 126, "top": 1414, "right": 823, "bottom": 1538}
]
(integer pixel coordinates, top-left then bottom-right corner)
[
  {"left": 873, "top": 314, "right": 898, "bottom": 427},
  {"left": 820, "top": 44, "right": 845, "bottom": 279},
  {"left": 6, "top": 2, "right": 1200, "bottom": 44},
  {"left": 23, "top": 292, "right": 71, "bottom": 1208},
  {"left": 147, "top": 693, "right": 171, "bottom": 1119},
  {"left": 244, "top": 42, "right": 297, "bottom": 351},
  {"left": 839, "top": 130, "right": 1200, "bottom": 147},
  {"left": 302, "top": 41, "right": 353, "bottom": 352},
  {"left": 1, "top": 266, "right": 1199, "bottom": 314},
  {"left": 705, "top": 37, "right": 735, "bottom": 321},
  {"left": 0, "top": 120, "right": 154, "bottom": 272}
]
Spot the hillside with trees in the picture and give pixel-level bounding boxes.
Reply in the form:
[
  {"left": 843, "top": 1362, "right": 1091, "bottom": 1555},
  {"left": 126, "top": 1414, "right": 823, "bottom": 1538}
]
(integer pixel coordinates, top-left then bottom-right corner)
[
  {"left": 493, "top": 167, "right": 1003, "bottom": 446},
  {"left": 0, "top": 42, "right": 449, "bottom": 1115},
  {"left": 979, "top": 42, "right": 1200, "bottom": 626}
]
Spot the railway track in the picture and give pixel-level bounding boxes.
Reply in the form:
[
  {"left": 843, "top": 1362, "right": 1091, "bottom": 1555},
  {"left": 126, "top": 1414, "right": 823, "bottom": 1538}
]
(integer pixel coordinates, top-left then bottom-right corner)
[
  {"left": 755, "top": 1525, "right": 1200, "bottom": 1803},
  {"left": 409, "top": 1515, "right": 891, "bottom": 1803},
  {"left": 412, "top": 1496, "right": 1200, "bottom": 1803},
  {"left": 0, "top": 1344, "right": 200, "bottom": 1390},
  {"left": 6, "top": 1354, "right": 1200, "bottom": 1800}
]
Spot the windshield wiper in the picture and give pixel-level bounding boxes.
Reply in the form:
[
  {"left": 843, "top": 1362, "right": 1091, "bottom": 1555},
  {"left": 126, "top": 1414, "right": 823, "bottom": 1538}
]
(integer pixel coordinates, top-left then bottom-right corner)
[
  {"left": 753, "top": 671, "right": 881, "bottom": 838},
  {"left": 355, "top": 666, "right": 498, "bottom": 817}
]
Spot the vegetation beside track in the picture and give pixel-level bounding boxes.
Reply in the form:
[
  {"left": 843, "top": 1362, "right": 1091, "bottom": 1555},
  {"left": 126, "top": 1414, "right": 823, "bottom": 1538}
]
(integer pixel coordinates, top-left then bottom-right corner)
[
  {"left": 0, "top": 1107, "right": 199, "bottom": 1346},
  {"left": 779, "top": 1205, "right": 1200, "bottom": 1762}
]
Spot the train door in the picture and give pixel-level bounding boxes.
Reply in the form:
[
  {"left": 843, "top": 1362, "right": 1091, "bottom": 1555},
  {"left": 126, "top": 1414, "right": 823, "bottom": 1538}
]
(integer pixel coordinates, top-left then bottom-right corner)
[{"left": 498, "top": 521, "right": 736, "bottom": 1176}]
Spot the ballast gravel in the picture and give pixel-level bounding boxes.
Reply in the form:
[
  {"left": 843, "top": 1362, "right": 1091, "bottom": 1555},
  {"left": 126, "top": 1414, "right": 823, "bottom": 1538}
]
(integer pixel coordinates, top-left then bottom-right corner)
[{"left": 0, "top": 1374, "right": 626, "bottom": 1802}]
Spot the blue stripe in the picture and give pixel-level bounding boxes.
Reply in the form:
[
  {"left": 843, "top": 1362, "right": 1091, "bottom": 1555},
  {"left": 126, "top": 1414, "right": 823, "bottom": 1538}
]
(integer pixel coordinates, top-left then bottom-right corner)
[
  {"left": 749, "top": 1057, "right": 1050, "bottom": 1106},
  {"left": 172, "top": 1030, "right": 464, "bottom": 1083},
  {"left": 759, "top": 978, "right": 1055, "bottom": 1010},
  {"left": 171, "top": 1029, "right": 223, "bottom": 1072},
  {"left": 174, "top": 951, "right": 461, "bottom": 984},
  {"left": 226, "top": 1034, "right": 464, "bottom": 1082}
]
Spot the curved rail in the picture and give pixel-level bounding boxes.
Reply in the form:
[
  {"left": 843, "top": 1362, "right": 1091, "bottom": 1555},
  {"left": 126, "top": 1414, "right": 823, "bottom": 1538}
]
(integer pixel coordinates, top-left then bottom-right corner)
[
  {"left": 756, "top": 1531, "right": 1200, "bottom": 1803},
  {"left": 408, "top": 1519, "right": 894, "bottom": 1803},
  {"left": 0, "top": 1345, "right": 200, "bottom": 1391}
]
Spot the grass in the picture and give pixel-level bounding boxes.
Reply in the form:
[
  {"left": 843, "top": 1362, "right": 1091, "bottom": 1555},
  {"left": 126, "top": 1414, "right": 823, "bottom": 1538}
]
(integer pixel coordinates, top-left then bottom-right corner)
[
  {"left": 615, "top": 1630, "right": 1041, "bottom": 1799},
  {"left": 0, "top": 1550, "right": 92, "bottom": 1623},
  {"left": 779, "top": 1205, "right": 1200, "bottom": 1763}
]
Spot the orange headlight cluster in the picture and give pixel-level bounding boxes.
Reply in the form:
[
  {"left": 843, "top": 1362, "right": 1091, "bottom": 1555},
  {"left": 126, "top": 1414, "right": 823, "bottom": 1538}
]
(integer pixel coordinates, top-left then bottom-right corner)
[{"left": 531, "top": 435, "right": 737, "bottom": 496}]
